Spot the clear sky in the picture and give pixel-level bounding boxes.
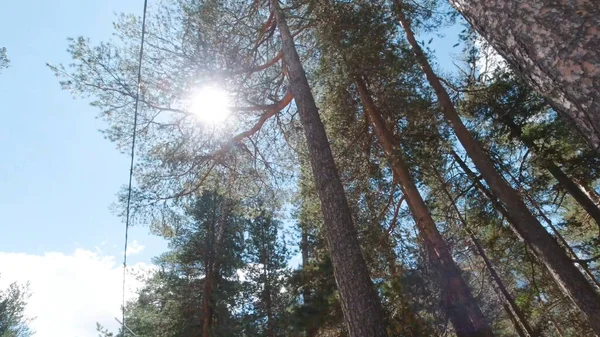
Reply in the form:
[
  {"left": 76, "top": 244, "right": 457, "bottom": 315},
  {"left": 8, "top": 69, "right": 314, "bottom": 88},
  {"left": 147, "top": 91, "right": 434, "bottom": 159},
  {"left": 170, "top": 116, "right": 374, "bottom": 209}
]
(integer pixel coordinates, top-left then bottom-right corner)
[
  {"left": 0, "top": 1, "right": 462, "bottom": 336},
  {"left": 0, "top": 1, "right": 166, "bottom": 335}
]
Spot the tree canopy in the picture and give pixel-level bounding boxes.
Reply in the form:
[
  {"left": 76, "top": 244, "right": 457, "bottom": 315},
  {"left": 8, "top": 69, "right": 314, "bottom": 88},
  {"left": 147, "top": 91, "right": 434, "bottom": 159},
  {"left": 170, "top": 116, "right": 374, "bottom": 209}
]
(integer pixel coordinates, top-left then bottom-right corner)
[{"left": 52, "top": 0, "right": 600, "bottom": 336}]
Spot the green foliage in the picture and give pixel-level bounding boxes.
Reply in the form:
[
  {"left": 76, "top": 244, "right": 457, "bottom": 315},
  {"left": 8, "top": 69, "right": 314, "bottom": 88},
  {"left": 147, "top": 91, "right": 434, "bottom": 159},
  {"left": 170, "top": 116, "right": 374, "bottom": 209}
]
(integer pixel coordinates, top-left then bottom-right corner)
[
  {"left": 52, "top": 0, "right": 600, "bottom": 336},
  {"left": 0, "top": 47, "right": 8, "bottom": 72},
  {"left": 106, "top": 190, "right": 293, "bottom": 337},
  {"left": 0, "top": 277, "right": 33, "bottom": 337}
]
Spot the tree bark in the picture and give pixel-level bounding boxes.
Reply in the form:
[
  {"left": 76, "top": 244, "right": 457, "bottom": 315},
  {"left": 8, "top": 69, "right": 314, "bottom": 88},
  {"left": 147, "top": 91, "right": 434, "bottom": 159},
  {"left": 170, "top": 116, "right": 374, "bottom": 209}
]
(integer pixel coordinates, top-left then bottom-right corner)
[
  {"left": 271, "top": 2, "right": 389, "bottom": 337},
  {"left": 394, "top": 7, "right": 600, "bottom": 334},
  {"left": 432, "top": 168, "right": 537, "bottom": 337},
  {"left": 355, "top": 78, "right": 493, "bottom": 337},
  {"left": 202, "top": 266, "right": 213, "bottom": 337},
  {"left": 299, "top": 225, "right": 318, "bottom": 337},
  {"left": 264, "top": 264, "right": 275, "bottom": 337},
  {"left": 498, "top": 115, "right": 600, "bottom": 234},
  {"left": 202, "top": 199, "right": 229, "bottom": 337},
  {"left": 518, "top": 182, "right": 600, "bottom": 290},
  {"left": 449, "top": 0, "right": 600, "bottom": 152},
  {"left": 452, "top": 150, "right": 600, "bottom": 290}
]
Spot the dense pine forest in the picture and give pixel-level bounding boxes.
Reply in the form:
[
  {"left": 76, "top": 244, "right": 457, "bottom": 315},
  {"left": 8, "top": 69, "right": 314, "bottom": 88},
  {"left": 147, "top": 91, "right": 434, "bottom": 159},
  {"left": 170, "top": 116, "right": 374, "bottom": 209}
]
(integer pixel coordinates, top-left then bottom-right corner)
[{"left": 42, "top": 0, "right": 600, "bottom": 336}]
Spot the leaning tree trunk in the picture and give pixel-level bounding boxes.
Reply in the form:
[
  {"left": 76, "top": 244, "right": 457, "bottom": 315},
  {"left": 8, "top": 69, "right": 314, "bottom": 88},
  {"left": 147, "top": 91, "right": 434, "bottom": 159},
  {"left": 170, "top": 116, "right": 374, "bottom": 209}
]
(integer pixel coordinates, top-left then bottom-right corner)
[
  {"left": 356, "top": 78, "right": 493, "bottom": 337},
  {"left": 432, "top": 168, "right": 537, "bottom": 337},
  {"left": 449, "top": 0, "right": 600, "bottom": 152},
  {"left": 271, "top": 2, "right": 389, "bottom": 336},
  {"left": 452, "top": 149, "right": 600, "bottom": 290},
  {"left": 394, "top": 7, "right": 600, "bottom": 334},
  {"left": 498, "top": 115, "right": 600, "bottom": 234}
]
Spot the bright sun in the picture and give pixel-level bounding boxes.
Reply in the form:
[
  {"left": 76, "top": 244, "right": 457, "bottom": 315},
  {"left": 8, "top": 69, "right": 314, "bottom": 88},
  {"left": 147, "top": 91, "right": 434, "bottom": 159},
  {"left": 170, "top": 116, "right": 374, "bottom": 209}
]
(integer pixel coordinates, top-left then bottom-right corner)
[{"left": 189, "top": 86, "right": 231, "bottom": 124}]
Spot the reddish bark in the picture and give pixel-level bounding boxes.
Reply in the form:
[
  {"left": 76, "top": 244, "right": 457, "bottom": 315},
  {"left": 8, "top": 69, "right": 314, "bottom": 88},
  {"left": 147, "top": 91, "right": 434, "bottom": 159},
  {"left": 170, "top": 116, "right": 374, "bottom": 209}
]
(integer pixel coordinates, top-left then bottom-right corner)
[
  {"left": 356, "top": 78, "right": 493, "bottom": 337},
  {"left": 394, "top": 6, "right": 600, "bottom": 333},
  {"left": 432, "top": 168, "right": 537, "bottom": 337}
]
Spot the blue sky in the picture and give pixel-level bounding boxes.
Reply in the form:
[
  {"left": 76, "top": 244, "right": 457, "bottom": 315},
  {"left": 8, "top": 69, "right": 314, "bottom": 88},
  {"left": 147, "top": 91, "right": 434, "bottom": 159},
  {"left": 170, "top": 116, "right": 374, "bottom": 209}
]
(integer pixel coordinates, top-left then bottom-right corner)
[
  {"left": 0, "top": 1, "right": 464, "bottom": 336},
  {"left": 0, "top": 0, "right": 167, "bottom": 263},
  {"left": 0, "top": 1, "right": 165, "bottom": 335}
]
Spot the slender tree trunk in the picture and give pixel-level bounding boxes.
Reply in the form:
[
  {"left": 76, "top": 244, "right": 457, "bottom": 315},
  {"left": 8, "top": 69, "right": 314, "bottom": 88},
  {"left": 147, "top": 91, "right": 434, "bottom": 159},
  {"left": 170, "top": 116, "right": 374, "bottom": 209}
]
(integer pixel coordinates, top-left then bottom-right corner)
[
  {"left": 452, "top": 150, "right": 600, "bottom": 290},
  {"left": 550, "top": 318, "right": 566, "bottom": 337},
  {"left": 450, "top": 151, "right": 514, "bottom": 224},
  {"left": 394, "top": 7, "right": 600, "bottom": 333},
  {"left": 259, "top": 221, "right": 275, "bottom": 337},
  {"left": 432, "top": 168, "right": 537, "bottom": 337},
  {"left": 202, "top": 265, "right": 213, "bottom": 337},
  {"left": 271, "top": 3, "right": 389, "bottom": 336},
  {"left": 577, "top": 182, "right": 600, "bottom": 206},
  {"left": 499, "top": 116, "right": 600, "bottom": 233},
  {"left": 202, "top": 200, "right": 229, "bottom": 337},
  {"left": 300, "top": 224, "right": 318, "bottom": 337},
  {"left": 519, "top": 184, "right": 600, "bottom": 290},
  {"left": 355, "top": 78, "right": 493, "bottom": 337},
  {"left": 264, "top": 265, "right": 275, "bottom": 337},
  {"left": 202, "top": 231, "right": 215, "bottom": 337},
  {"left": 448, "top": 0, "right": 600, "bottom": 151}
]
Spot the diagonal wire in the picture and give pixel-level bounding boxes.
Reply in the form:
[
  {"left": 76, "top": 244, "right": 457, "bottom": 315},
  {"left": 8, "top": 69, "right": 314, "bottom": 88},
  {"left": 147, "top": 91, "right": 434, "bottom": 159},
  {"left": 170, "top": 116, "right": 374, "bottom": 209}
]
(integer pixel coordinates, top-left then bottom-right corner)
[{"left": 122, "top": 0, "right": 148, "bottom": 335}]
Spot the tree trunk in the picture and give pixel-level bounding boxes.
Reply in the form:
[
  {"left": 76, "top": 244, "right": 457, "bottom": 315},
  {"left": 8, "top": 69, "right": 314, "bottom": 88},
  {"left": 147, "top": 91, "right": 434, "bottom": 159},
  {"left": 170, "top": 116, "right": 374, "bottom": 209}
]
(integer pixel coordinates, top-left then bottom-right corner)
[
  {"left": 519, "top": 183, "right": 600, "bottom": 290},
  {"left": 394, "top": 7, "right": 600, "bottom": 334},
  {"left": 577, "top": 182, "right": 600, "bottom": 206},
  {"left": 300, "top": 225, "right": 318, "bottom": 337},
  {"left": 264, "top": 264, "right": 275, "bottom": 337},
  {"left": 355, "top": 78, "right": 493, "bottom": 337},
  {"left": 550, "top": 317, "right": 566, "bottom": 337},
  {"left": 450, "top": 151, "right": 514, "bottom": 224},
  {"left": 271, "top": 3, "right": 389, "bottom": 337},
  {"left": 452, "top": 150, "right": 600, "bottom": 290},
  {"left": 202, "top": 200, "right": 229, "bottom": 337},
  {"left": 202, "top": 269, "right": 214, "bottom": 337},
  {"left": 432, "top": 168, "right": 537, "bottom": 337},
  {"left": 448, "top": 0, "right": 600, "bottom": 152},
  {"left": 499, "top": 115, "right": 600, "bottom": 233}
]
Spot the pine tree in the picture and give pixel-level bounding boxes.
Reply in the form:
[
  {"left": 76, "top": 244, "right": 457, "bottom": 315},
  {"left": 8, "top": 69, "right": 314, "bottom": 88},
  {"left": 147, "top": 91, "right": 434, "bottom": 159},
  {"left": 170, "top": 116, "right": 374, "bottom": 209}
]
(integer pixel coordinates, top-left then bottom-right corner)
[
  {"left": 448, "top": 0, "right": 600, "bottom": 152},
  {"left": 0, "top": 277, "right": 33, "bottom": 337},
  {"left": 271, "top": 1, "right": 389, "bottom": 335},
  {"left": 243, "top": 207, "right": 291, "bottom": 337},
  {"left": 0, "top": 47, "right": 8, "bottom": 73},
  {"left": 393, "top": 1, "right": 600, "bottom": 332}
]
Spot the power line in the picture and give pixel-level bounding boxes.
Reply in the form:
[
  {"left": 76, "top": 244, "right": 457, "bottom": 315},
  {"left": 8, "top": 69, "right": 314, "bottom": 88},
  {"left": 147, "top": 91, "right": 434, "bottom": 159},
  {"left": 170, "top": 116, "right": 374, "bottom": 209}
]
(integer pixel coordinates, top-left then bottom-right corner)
[{"left": 122, "top": 0, "right": 148, "bottom": 335}]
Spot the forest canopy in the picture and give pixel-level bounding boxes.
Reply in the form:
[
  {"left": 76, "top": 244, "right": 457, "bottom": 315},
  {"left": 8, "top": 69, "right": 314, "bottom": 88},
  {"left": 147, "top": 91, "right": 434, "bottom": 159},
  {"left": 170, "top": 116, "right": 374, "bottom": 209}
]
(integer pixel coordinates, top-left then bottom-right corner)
[{"left": 50, "top": 0, "right": 600, "bottom": 336}]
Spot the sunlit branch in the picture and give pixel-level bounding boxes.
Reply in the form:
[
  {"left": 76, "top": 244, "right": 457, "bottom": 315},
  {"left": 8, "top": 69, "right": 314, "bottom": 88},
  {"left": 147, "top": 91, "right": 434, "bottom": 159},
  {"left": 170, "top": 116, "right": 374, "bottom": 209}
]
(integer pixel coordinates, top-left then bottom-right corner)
[
  {"left": 161, "top": 90, "right": 293, "bottom": 200},
  {"left": 233, "top": 51, "right": 283, "bottom": 75},
  {"left": 379, "top": 194, "right": 406, "bottom": 246}
]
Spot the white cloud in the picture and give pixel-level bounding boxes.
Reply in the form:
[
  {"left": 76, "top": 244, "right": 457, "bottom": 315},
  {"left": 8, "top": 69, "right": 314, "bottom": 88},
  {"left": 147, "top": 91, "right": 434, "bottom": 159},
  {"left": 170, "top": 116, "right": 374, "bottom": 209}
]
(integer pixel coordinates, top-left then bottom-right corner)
[
  {"left": 475, "top": 35, "right": 506, "bottom": 81},
  {"left": 127, "top": 240, "right": 145, "bottom": 256},
  {"left": 0, "top": 248, "right": 151, "bottom": 337}
]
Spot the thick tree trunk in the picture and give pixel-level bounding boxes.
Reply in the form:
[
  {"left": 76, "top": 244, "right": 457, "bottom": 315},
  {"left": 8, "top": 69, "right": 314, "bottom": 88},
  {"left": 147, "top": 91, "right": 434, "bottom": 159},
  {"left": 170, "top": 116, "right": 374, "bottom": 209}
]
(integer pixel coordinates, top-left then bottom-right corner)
[
  {"left": 394, "top": 8, "right": 600, "bottom": 333},
  {"left": 448, "top": 0, "right": 600, "bottom": 152},
  {"left": 432, "top": 168, "right": 537, "bottom": 337},
  {"left": 499, "top": 116, "right": 600, "bottom": 233},
  {"left": 355, "top": 78, "right": 493, "bottom": 337},
  {"left": 271, "top": 3, "right": 389, "bottom": 337}
]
